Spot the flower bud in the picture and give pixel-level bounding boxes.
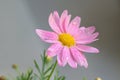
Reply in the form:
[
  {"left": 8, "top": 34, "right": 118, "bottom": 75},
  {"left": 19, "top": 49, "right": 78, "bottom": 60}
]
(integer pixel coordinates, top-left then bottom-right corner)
[
  {"left": 45, "top": 55, "right": 52, "bottom": 64},
  {"left": 47, "top": 56, "right": 52, "bottom": 61},
  {"left": 12, "top": 64, "right": 18, "bottom": 69}
]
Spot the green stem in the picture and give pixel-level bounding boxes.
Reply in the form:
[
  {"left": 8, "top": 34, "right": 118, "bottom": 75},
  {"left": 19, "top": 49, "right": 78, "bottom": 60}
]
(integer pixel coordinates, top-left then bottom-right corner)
[
  {"left": 42, "top": 52, "right": 45, "bottom": 73},
  {"left": 41, "top": 53, "right": 45, "bottom": 80},
  {"left": 47, "top": 60, "right": 57, "bottom": 80},
  {"left": 42, "top": 56, "right": 45, "bottom": 74}
]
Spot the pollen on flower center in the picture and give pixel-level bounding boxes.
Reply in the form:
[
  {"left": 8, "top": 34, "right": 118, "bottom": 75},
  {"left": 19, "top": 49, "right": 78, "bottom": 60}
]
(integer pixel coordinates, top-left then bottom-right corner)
[{"left": 59, "top": 33, "right": 75, "bottom": 47}]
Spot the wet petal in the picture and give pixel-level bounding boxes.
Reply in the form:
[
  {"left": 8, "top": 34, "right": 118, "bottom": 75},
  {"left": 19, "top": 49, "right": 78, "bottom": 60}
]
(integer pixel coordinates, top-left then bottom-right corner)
[
  {"left": 76, "top": 27, "right": 99, "bottom": 44},
  {"left": 47, "top": 43, "right": 63, "bottom": 57},
  {"left": 68, "top": 48, "right": 77, "bottom": 68},
  {"left": 60, "top": 10, "right": 68, "bottom": 32},
  {"left": 36, "top": 29, "right": 58, "bottom": 43},
  {"left": 53, "top": 11, "right": 60, "bottom": 24},
  {"left": 64, "top": 15, "right": 71, "bottom": 32},
  {"left": 70, "top": 16, "right": 81, "bottom": 28},
  {"left": 76, "top": 45, "right": 99, "bottom": 53},
  {"left": 49, "top": 13, "right": 61, "bottom": 34},
  {"left": 77, "top": 32, "right": 99, "bottom": 44},
  {"left": 91, "top": 32, "right": 99, "bottom": 40},
  {"left": 70, "top": 47, "right": 88, "bottom": 68},
  {"left": 67, "top": 16, "right": 81, "bottom": 35},
  {"left": 57, "top": 46, "right": 69, "bottom": 66},
  {"left": 86, "top": 26, "right": 96, "bottom": 33}
]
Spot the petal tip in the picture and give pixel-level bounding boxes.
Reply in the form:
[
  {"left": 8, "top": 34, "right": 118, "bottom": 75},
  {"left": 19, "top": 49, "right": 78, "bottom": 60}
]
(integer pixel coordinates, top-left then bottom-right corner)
[
  {"left": 63, "top": 9, "right": 68, "bottom": 13},
  {"left": 62, "top": 10, "right": 68, "bottom": 16},
  {"left": 72, "top": 65, "right": 78, "bottom": 68},
  {"left": 35, "top": 29, "right": 40, "bottom": 34},
  {"left": 96, "top": 49, "right": 100, "bottom": 53},
  {"left": 84, "top": 65, "right": 88, "bottom": 68},
  {"left": 70, "top": 64, "right": 78, "bottom": 68}
]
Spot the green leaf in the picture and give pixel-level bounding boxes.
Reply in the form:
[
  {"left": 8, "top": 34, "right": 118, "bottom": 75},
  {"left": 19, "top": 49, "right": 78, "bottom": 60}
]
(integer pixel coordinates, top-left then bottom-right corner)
[
  {"left": 26, "top": 69, "right": 33, "bottom": 80},
  {"left": 58, "top": 76, "right": 65, "bottom": 80},
  {"left": 34, "top": 60, "right": 42, "bottom": 76},
  {"left": 44, "top": 64, "right": 53, "bottom": 75},
  {"left": 47, "top": 60, "right": 57, "bottom": 80},
  {"left": 34, "top": 73, "right": 41, "bottom": 80},
  {"left": 43, "top": 75, "right": 49, "bottom": 80}
]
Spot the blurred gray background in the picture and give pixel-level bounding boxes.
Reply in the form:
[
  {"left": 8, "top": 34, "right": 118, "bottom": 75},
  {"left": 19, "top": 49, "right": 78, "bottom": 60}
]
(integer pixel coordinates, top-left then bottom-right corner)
[{"left": 0, "top": 0, "right": 120, "bottom": 80}]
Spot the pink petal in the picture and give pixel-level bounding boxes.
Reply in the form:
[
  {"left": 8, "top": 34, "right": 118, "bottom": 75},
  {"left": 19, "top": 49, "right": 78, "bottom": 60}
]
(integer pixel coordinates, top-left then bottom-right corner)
[
  {"left": 76, "top": 27, "right": 99, "bottom": 44},
  {"left": 57, "top": 46, "right": 69, "bottom": 66},
  {"left": 79, "top": 26, "right": 86, "bottom": 30},
  {"left": 79, "top": 26, "right": 90, "bottom": 38},
  {"left": 86, "top": 26, "right": 96, "bottom": 33},
  {"left": 76, "top": 45, "right": 99, "bottom": 53},
  {"left": 71, "top": 30, "right": 81, "bottom": 41},
  {"left": 77, "top": 32, "right": 99, "bottom": 44},
  {"left": 48, "top": 13, "right": 61, "bottom": 34},
  {"left": 70, "top": 16, "right": 81, "bottom": 28},
  {"left": 57, "top": 52, "right": 63, "bottom": 66},
  {"left": 67, "top": 48, "right": 77, "bottom": 68},
  {"left": 67, "top": 16, "right": 81, "bottom": 35},
  {"left": 80, "top": 26, "right": 96, "bottom": 34},
  {"left": 91, "top": 32, "right": 99, "bottom": 40},
  {"left": 70, "top": 47, "right": 88, "bottom": 68},
  {"left": 47, "top": 43, "right": 63, "bottom": 57},
  {"left": 53, "top": 11, "right": 60, "bottom": 24},
  {"left": 56, "top": 46, "right": 77, "bottom": 68},
  {"left": 60, "top": 10, "right": 68, "bottom": 32},
  {"left": 76, "top": 39, "right": 97, "bottom": 44},
  {"left": 76, "top": 40, "right": 91, "bottom": 44},
  {"left": 64, "top": 15, "right": 71, "bottom": 32},
  {"left": 36, "top": 29, "right": 58, "bottom": 43},
  {"left": 67, "top": 26, "right": 79, "bottom": 36}
]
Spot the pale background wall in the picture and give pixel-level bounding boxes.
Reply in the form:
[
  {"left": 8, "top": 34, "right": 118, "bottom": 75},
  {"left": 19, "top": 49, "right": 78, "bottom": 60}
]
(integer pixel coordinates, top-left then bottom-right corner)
[{"left": 0, "top": 0, "right": 120, "bottom": 80}]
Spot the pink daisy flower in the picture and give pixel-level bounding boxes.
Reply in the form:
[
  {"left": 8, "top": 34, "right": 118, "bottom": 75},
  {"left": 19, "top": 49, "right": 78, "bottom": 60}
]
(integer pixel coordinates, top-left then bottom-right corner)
[{"left": 36, "top": 10, "right": 99, "bottom": 68}]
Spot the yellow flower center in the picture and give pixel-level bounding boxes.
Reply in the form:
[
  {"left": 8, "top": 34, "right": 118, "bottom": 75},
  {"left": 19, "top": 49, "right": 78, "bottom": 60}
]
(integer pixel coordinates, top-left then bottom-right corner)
[{"left": 59, "top": 33, "right": 75, "bottom": 47}]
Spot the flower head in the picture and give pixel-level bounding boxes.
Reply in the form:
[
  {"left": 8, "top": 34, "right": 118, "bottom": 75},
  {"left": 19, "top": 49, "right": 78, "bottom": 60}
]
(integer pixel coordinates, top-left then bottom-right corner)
[{"left": 36, "top": 10, "right": 99, "bottom": 68}]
